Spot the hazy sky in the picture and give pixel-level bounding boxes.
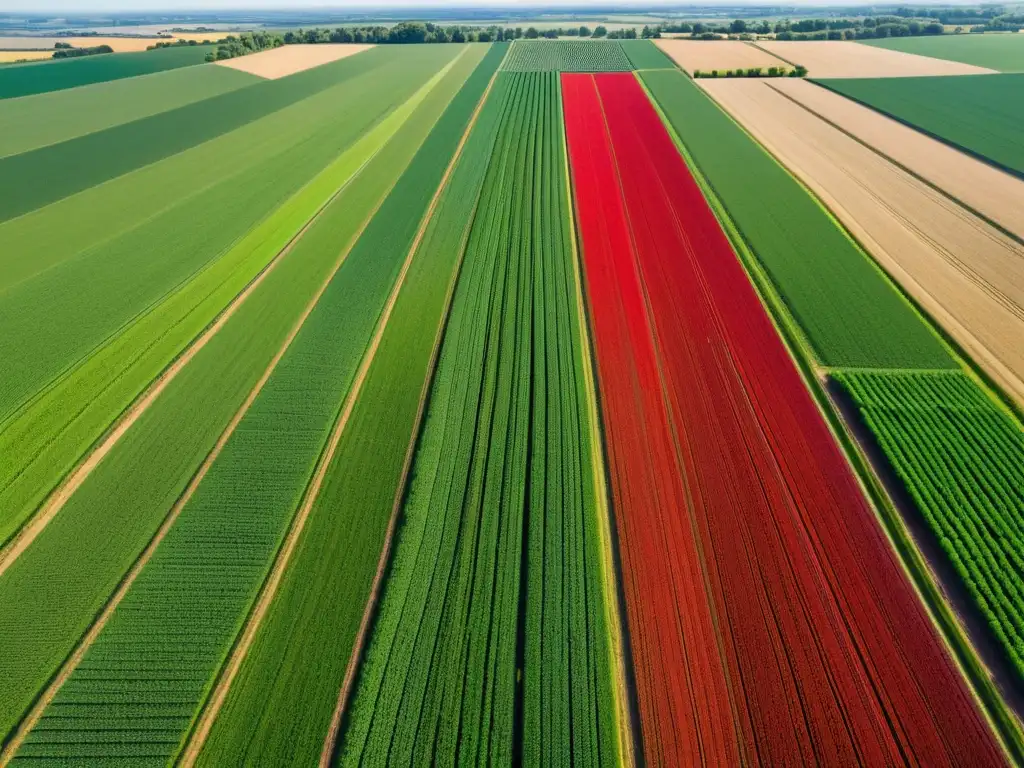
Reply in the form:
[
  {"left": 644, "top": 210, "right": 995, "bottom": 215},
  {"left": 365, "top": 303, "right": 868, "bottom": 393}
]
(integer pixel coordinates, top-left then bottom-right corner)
[{"left": 0, "top": 0, "right": 867, "bottom": 11}]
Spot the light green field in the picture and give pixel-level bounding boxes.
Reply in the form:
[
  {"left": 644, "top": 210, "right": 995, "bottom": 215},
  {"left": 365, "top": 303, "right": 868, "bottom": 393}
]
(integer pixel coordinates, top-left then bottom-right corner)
[
  {"left": 864, "top": 33, "right": 1024, "bottom": 72},
  {"left": 0, "top": 64, "right": 259, "bottom": 158}
]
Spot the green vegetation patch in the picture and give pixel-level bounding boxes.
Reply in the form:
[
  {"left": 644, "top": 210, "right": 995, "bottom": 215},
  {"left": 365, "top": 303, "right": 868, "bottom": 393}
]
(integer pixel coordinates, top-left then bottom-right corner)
[
  {"left": 339, "top": 71, "right": 616, "bottom": 766},
  {"left": 817, "top": 73, "right": 1024, "bottom": 178},
  {"left": 641, "top": 68, "right": 953, "bottom": 369},
  {"left": 619, "top": 39, "right": 675, "bottom": 69},
  {"left": 833, "top": 369, "right": 1024, "bottom": 676},
  {"left": 198, "top": 42, "right": 508, "bottom": 768},
  {"left": 0, "top": 44, "right": 215, "bottom": 100},
  {"left": 0, "top": 52, "right": 470, "bottom": 749},
  {"left": 502, "top": 39, "right": 632, "bottom": 71},
  {"left": 864, "top": 34, "right": 1024, "bottom": 72},
  {"left": 0, "top": 44, "right": 411, "bottom": 223},
  {"left": 0, "top": 64, "right": 259, "bottom": 159}
]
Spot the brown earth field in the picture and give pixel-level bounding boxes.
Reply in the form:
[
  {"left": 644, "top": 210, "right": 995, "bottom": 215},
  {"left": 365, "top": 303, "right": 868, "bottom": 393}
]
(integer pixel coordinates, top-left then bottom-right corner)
[
  {"left": 756, "top": 40, "right": 996, "bottom": 77},
  {"left": 655, "top": 39, "right": 788, "bottom": 73},
  {"left": 699, "top": 78, "right": 1024, "bottom": 406},
  {"left": 768, "top": 79, "right": 1024, "bottom": 241},
  {"left": 216, "top": 44, "right": 374, "bottom": 79}
]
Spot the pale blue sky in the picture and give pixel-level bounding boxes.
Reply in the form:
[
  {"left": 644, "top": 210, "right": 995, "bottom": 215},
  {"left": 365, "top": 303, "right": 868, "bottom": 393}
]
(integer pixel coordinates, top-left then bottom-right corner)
[{"left": 0, "top": 0, "right": 883, "bottom": 10}]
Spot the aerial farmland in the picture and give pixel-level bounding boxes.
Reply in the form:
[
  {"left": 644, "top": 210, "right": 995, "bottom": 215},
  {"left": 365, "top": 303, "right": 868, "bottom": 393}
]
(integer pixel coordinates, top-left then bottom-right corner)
[{"left": 0, "top": 5, "right": 1023, "bottom": 766}]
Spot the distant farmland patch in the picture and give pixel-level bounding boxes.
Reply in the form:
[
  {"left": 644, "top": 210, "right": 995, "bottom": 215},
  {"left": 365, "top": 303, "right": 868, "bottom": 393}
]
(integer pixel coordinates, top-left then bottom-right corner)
[
  {"left": 217, "top": 43, "right": 374, "bottom": 79},
  {"left": 817, "top": 73, "right": 1024, "bottom": 178},
  {"left": 501, "top": 39, "right": 632, "bottom": 71}
]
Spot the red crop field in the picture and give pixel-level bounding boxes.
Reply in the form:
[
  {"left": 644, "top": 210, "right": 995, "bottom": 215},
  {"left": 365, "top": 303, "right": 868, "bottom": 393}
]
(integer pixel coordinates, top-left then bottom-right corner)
[{"left": 563, "top": 70, "right": 1004, "bottom": 766}]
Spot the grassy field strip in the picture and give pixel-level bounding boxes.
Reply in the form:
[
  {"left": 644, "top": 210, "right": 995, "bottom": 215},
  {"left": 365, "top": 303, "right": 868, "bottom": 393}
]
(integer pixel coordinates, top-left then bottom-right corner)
[
  {"left": 4, "top": 46, "right": 483, "bottom": 767},
  {"left": 179, "top": 45, "right": 493, "bottom": 767},
  {"left": 191, "top": 42, "right": 506, "bottom": 768},
  {"left": 0, "top": 54, "right": 465, "bottom": 551},
  {"left": 0, "top": 52, "right": 471, "bottom": 748},
  {"left": 642, "top": 68, "right": 1024, "bottom": 759},
  {"left": 338, "top": 71, "right": 616, "bottom": 767},
  {"left": 0, "top": 45, "right": 215, "bottom": 100},
  {"left": 560, "top": 96, "right": 635, "bottom": 768},
  {"left": 0, "top": 65, "right": 260, "bottom": 159},
  {"left": 864, "top": 35, "right": 1024, "bottom": 73},
  {"left": 618, "top": 39, "right": 675, "bottom": 70},
  {"left": 0, "top": 44, "right": 402, "bottom": 222}
]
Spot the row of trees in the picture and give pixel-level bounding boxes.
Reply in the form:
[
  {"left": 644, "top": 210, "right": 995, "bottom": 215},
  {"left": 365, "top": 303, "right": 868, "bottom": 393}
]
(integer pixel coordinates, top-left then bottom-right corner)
[
  {"left": 693, "top": 64, "right": 808, "bottom": 78},
  {"left": 278, "top": 22, "right": 642, "bottom": 45},
  {"left": 52, "top": 44, "right": 113, "bottom": 59},
  {"left": 203, "top": 31, "right": 284, "bottom": 62}
]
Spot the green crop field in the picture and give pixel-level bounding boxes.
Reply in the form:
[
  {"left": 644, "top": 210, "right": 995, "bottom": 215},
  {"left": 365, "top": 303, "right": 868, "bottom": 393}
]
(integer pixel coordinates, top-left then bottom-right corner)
[
  {"left": 0, "top": 44, "right": 217, "bottom": 100},
  {"left": 641, "top": 68, "right": 953, "bottom": 369},
  {"left": 338, "top": 70, "right": 616, "bottom": 766},
  {"left": 0, "top": 64, "right": 259, "bottom": 158},
  {"left": 502, "top": 39, "right": 632, "bottom": 71},
  {"left": 0, "top": 32, "right": 1021, "bottom": 768},
  {"left": 834, "top": 370, "right": 1024, "bottom": 674},
  {"left": 817, "top": 74, "right": 1024, "bottom": 178},
  {"left": 864, "top": 34, "right": 1024, "bottom": 72}
]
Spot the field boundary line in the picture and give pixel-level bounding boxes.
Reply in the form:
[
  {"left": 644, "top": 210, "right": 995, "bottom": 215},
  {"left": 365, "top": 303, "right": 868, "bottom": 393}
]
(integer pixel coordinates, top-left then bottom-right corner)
[
  {"left": 559, "top": 74, "right": 637, "bottom": 768},
  {"left": 0, "top": 145, "right": 386, "bottom": 582},
  {"left": 176, "top": 46, "right": 482, "bottom": 766},
  {"left": 0, "top": 162, "right": 392, "bottom": 768},
  {"left": 767, "top": 80, "right": 1024, "bottom": 250},
  {"left": 645, "top": 75, "right": 1024, "bottom": 765},
  {"left": 319, "top": 60, "right": 502, "bottom": 768}
]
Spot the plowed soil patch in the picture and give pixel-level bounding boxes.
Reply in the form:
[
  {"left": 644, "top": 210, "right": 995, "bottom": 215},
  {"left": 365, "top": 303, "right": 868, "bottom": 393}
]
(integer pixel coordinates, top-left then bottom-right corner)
[
  {"left": 701, "top": 78, "right": 1024, "bottom": 405},
  {"left": 758, "top": 40, "right": 995, "bottom": 77},
  {"left": 655, "top": 39, "right": 788, "bottom": 73},
  {"left": 217, "top": 44, "right": 373, "bottom": 79}
]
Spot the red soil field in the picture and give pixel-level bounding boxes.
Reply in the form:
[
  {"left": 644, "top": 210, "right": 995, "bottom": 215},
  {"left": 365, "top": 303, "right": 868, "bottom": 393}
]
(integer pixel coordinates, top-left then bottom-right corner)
[{"left": 562, "top": 70, "right": 1004, "bottom": 767}]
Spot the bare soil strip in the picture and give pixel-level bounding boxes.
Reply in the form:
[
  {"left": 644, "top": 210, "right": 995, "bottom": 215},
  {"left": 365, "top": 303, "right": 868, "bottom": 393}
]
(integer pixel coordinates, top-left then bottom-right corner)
[
  {"left": 216, "top": 44, "right": 373, "bottom": 79},
  {"left": 757, "top": 40, "right": 995, "bottom": 77},
  {"left": 771, "top": 79, "right": 1024, "bottom": 242},
  {"left": 700, "top": 78, "right": 1024, "bottom": 407},
  {"left": 319, "top": 67, "right": 502, "bottom": 768},
  {"left": 0, "top": 176, "right": 386, "bottom": 768},
  {"left": 0, "top": 151, "right": 375, "bottom": 581},
  {"left": 655, "top": 39, "right": 788, "bottom": 73}
]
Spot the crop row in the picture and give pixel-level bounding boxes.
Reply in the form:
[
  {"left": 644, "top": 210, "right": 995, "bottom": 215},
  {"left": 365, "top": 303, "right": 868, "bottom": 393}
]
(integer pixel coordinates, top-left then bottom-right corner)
[
  {"left": 564, "top": 71, "right": 1002, "bottom": 765},
  {"left": 639, "top": 68, "right": 952, "bottom": 370},
  {"left": 502, "top": 39, "right": 633, "bottom": 72},
  {"left": 0, "top": 46, "right": 468, "bottom": 549},
  {"left": 194, "top": 42, "right": 509, "bottom": 768},
  {"left": 0, "top": 44, "right": 214, "bottom": 101},
  {"left": 10, "top": 48, "right": 487, "bottom": 765},
  {"left": 339, "top": 70, "right": 616, "bottom": 767},
  {"left": 0, "top": 50, "right": 480, "bottom": 748},
  {"left": 834, "top": 369, "right": 1024, "bottom": 673}
]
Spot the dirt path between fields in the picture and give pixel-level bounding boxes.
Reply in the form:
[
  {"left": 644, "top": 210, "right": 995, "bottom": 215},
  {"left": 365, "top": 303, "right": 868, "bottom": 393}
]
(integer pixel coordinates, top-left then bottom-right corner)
[
  {"left": 699, "top": 78, "right": 1024, "bottom": 408},
  {"left": 769, "top": 79, "right": 1024, "bottom": 242},
  {"left": 0, "top": 166, "right": 384, "bottom": 768},
  {"left": 0, "top": 152, "right": 377, "bottom": 583},
  {"left": 318, "top": 65, "right": 501, "bottom": 768}
]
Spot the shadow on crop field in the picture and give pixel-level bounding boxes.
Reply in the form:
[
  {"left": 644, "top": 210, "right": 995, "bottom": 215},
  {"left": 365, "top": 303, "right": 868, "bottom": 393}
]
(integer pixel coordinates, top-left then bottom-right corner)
[{"left": 826, "top": 376, "right": 1024, "bottom": 722}]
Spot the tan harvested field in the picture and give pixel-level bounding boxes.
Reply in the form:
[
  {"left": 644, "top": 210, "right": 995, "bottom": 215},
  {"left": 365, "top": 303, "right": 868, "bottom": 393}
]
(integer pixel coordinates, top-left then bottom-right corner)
[
  {"left": 655, "top": 39, "right": 788, "bottom": 73},
  {"left": 0, "top": 37, "right": 181, "bottom": 53},
  {"left": 0, "top": 50, "right": 52, "bottom": 63},
  {"left": 700, "top": 78, "right": 1024, "bottom": 405},
  {"left": 216, "top": 43, "right": 373, "bottom": 79},
  {"left": 756, "top": 40, "right": 997, "bottom": 77},
  {"left": 768, "top": 79, "right": 1024, "bottom": 241}
]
